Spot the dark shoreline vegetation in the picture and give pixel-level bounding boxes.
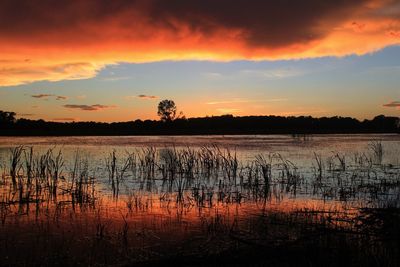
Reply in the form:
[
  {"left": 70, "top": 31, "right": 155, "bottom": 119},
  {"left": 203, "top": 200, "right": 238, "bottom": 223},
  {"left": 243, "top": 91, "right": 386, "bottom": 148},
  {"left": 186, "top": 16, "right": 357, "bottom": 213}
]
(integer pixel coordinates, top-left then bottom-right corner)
[
  {"left": 1, "top": 110, "right": 399, "bottom": 135},
  {"left": 0, "top": 142, "right": 399, "bottom": 266}
]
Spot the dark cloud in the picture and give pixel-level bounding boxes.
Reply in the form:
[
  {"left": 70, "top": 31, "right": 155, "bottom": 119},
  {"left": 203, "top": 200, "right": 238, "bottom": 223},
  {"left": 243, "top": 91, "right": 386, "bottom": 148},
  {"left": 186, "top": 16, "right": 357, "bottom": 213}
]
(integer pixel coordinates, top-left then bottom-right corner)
[
  {"left": 383, "top": 101, "right": 400, "bottom": 107},
  {"left": 148, "top": 0, "right": 369, "bottom": 47},
  {"left": 31, "top": 94, "right": 68, "bottom": 100},
  {"left": 0, "top": 0, "right": 371, "bottom": 48},
  {"left": 138, "top": 94, "right": 158, "bottom": 99},
  {"left": 56, "top": 96, "right": 68, "bottom": 100},
  {"left": 0, "top": 1, "right": 138, "bottom": 39},
  {"left": 31, "top": 94, "right": 53, "bottom": 99},
  {"left": 63, "top": 104, "right": 116, "bottom": 111}
]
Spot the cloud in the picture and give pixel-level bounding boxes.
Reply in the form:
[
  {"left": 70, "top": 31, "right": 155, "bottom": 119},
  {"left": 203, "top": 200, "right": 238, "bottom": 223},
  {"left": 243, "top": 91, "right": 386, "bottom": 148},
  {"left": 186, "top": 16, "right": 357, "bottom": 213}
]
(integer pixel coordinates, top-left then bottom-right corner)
[
  {"left": 206, "top": 98, "right": 287, "bottom": 105},
  {"left": 278, "top": 109, "right": 328, "bottom": 116},
  {"left": 351, "top": 21, "right": 366, "bottom": 32},
  {"left": 388, "top": 30, "right": 400, "bottom": 38},
  {"left": 202, "top": 72, "right": 223, "bottom": 79},
  {"left": 17, "top": 113, "right": 34, "bottom": 117},
  {"left": 63, "top": 104, "right": 116, "bottom": 111},
  {"left": 216, "top": 108, "right": 241, "bottom": 114},
  {"left": 0, "top": 0, "right": 399, "bottom": 86},
  {"left": 240, "top": 68, "right": 307, "bottom": 79},
  {"left": 125, "top": 95, "right": 158, "bottom": 100},
  {"left": 52, "top": 117, "right": 78, "bottom": 121},
  {"left": 56, "top": 96, "right": 68, "bottom": 100},
  {"left": 31, "top": 94, "right": 68, "bottom": 100},
  {"left": 137, "top": 94, "right": 158, "bottom": 99},
  {"left": 383, "top": 101, "right": 400, "bottom": 107},
  {"left": 1, "top": 62, "right": 104, "bottom": 86},
  {"left": 101, "top": 76, "right": 131, "bottom": 82},
  {"left": 31, "top": 94, "right": 53, "bottom": 99},
  {"left": 207, "top": 99, "right": 250, "bottom": 105}
]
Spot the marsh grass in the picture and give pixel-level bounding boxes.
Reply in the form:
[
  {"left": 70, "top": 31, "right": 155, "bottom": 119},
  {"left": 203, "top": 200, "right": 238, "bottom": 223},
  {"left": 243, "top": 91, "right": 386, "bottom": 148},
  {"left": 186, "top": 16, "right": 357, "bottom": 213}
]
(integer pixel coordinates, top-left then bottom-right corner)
[
  {"left": 0, "top": 142, "right": 399, "bottom": 266},
  {"left": 369, "top": 140, "right": 384, "bottom": 165},
  {"left": 9, "top": 145, "right": 23, "bottom": 187}
]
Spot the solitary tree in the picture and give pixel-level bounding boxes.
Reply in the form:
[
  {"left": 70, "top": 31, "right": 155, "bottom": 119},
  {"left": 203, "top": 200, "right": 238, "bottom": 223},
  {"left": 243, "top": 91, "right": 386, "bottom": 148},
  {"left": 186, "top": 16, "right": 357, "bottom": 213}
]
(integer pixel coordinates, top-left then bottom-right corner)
[{"left": 157, "top": 99, "right": 177, "bottom": 122}]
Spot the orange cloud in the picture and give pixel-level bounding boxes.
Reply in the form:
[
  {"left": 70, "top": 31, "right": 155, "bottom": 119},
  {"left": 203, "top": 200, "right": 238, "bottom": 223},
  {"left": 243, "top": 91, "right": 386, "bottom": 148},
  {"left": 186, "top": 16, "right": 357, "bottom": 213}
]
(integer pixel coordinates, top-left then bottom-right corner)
[
  {"left": 137, "top": 95, "right": 158, "bottom": 100},
  {"left": 0, "top": 0, "right": 399, "bottom": 86},
  {"left": 17, "top": 113, "right": 35, "bottom": 117},
  {"left": 216, "top": 108, "right": 241, "bottom": 114},
  {"left": 52, "top": 118, "right": 79, "bottom": 122},
  {"left": 383, "top": 101, "right": 400, "bottom": 108}
]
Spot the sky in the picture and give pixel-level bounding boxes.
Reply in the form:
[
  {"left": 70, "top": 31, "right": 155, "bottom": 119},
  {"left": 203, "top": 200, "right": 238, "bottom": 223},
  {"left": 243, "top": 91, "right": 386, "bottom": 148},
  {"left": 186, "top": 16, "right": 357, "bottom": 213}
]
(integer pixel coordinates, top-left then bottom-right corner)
[{"left": 0, "top": 0, "right": 399, "bottom": 122}]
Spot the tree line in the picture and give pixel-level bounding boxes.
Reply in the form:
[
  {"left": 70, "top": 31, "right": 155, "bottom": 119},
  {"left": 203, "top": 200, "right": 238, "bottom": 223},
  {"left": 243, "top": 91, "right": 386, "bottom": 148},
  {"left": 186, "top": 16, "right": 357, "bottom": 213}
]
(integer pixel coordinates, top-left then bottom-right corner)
[{"left": 0, "top": 110, "right": 398, "bottom": 136}]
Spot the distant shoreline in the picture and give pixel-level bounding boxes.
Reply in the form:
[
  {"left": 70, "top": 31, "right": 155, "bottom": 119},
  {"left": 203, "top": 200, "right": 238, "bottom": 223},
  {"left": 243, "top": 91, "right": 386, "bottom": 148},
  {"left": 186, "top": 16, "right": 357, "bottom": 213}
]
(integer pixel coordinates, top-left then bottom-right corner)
[
  {"left": 1, "top": 132, "right": 399, "bottom": 137},
  {"left": 1, "top": 114, "right": 399, "bottom": 136}
]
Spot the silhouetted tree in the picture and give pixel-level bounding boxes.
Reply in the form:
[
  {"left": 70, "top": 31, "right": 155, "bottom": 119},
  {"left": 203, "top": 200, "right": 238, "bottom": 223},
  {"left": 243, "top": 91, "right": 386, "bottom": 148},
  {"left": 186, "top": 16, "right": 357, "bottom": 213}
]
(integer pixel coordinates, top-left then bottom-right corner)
[
  {"left": 157, "top": 99, "right": 177, "bottom": 122},
  {"left": 0, "top": 110, "right": 16, "bottom": 125}
]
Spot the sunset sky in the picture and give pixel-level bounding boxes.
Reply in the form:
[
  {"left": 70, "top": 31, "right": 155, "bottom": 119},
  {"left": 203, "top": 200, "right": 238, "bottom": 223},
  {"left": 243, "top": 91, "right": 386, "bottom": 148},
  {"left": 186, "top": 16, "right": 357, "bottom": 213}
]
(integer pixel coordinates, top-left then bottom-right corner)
[{"left": 0, "top": 0, "right": 399, "bottom": 122}]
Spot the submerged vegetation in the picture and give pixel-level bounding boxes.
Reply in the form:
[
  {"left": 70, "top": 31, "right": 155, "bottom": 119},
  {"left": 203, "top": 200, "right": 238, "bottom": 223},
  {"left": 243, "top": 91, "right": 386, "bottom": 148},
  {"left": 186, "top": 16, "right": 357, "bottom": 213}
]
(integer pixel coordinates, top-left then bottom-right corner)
[{"left": 0, "top": 140, "right": 399, "bottom": 266}]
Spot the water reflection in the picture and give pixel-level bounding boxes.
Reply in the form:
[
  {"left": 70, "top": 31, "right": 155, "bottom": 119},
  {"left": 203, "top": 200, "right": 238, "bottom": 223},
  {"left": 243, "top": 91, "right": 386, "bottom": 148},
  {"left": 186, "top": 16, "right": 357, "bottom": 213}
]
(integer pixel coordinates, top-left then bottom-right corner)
[{"left": 0, "top": 135, "right": 399, "bottom": 265}]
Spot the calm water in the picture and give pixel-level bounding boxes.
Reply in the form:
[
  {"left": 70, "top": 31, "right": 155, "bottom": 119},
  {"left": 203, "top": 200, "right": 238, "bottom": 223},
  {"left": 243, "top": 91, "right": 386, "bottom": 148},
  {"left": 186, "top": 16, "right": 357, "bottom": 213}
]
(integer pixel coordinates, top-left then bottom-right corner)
[
  {"left": 1, "top": 134, "right": 399, "bottom": 160},
  {"left": 1, "top": 133, "right": 399, "bottom": 199},
  {"left": 1, "top": 134, "right": 399, "bottom": 178},
  {"left": 0, "top": 134, "right": 399, "bottom": 265},
  {"left": 1, "top": 134, "right": 399, "bottom": 198}
]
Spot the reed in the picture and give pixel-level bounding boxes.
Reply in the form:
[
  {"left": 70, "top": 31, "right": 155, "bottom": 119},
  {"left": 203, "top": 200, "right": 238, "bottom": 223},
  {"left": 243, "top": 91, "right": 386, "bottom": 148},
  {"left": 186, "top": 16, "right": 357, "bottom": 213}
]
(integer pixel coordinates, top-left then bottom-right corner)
[
  {"left": 0, "top": 142, "right": 399, "bottom": 266},
  {"left": 106, "top": 150, "right": 131, "bottom": 198},
  {"left": 369, "top": 140, "right": 384, "bottom": 165},
  {"left": 335, "top": 152, "right": 346, "bottom": 171},
  {"left": 23, "top": 147, "right": 34, "bottom": 186},
  {"left": 313, "top": 152, "right": 323, "bottom": 182},
  {"left": 47, "top": 149, "right": 64, "bottom": 198},
  {"left": 9, "top": 145, "right": 23, "bottom": 187}
]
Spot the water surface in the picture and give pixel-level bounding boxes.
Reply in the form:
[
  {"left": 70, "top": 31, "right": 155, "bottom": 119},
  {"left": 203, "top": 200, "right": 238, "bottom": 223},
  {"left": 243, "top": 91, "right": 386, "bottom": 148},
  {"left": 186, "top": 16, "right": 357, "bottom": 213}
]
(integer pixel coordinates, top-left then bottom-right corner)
[{"left": 0, "top": 134, "right": 399, "bottom": 265}]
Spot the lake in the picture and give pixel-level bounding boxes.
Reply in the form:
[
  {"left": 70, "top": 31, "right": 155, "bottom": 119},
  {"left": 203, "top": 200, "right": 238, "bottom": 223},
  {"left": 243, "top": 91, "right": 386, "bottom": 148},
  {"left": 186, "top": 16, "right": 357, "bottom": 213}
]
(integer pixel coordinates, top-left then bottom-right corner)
[{"left": 0, "top": 134, "right": 399, "bottom": 266}]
